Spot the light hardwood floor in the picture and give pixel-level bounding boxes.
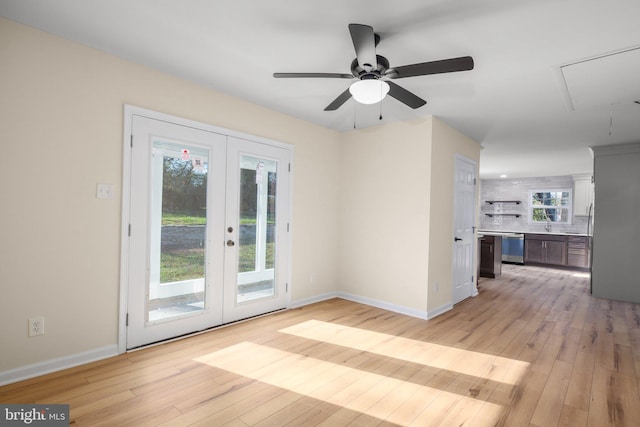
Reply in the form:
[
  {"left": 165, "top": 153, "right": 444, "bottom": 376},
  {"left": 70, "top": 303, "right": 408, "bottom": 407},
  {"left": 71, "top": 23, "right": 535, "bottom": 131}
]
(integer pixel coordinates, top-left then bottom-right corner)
[{"left": 2, "top": 265, "right": 639, "bottom": 426}]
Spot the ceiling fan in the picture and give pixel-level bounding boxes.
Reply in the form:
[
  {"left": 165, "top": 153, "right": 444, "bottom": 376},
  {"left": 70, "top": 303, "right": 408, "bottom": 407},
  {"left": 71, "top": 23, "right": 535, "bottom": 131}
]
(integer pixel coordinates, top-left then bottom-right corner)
[{"left": 274, "top": 23, "right": 474, "bottom": 111}]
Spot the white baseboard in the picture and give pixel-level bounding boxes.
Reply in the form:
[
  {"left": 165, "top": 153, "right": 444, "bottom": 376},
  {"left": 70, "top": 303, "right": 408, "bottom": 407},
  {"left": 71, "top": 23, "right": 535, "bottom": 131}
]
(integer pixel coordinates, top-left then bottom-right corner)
[
  {"left": 427, "top": 302, "right": 454, "bottom": 319},
  {"left": 290, "top": 292, "right": 338, "bottom": 309},
  {"left": 0, "top": 345, "right": 119, "bottom": 386},
  {"left": 336, "top": 292, "right": 430, "bottom": 320},
  {"left": 292, "top": 291, "right": 454, "bottom": 321}
]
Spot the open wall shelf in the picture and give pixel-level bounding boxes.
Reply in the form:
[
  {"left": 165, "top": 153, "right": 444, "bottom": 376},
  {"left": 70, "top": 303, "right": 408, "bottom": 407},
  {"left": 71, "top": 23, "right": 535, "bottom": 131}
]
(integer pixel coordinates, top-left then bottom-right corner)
[
  {"left": 484, "top": 213, "right": 521, "bottom": 218},
  {"left": 483, "top": 200, "right": 523, "bottom": 220},
  {"left": 485, "top": 200, "right": 521, "bottom": 205}
]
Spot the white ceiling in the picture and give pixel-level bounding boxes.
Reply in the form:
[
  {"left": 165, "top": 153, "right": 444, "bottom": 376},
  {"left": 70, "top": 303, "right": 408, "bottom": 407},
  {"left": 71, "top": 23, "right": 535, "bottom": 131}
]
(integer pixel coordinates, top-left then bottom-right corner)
[{"left": 2, "top": 0, "right": 640, "bottom": 178}]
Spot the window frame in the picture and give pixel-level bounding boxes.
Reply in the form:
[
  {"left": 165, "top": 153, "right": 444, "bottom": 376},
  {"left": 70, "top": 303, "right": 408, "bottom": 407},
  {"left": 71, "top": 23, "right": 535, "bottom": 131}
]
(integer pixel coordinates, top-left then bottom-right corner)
[{"left": 528, "top": 189, "right": 573, "bottom": 225}]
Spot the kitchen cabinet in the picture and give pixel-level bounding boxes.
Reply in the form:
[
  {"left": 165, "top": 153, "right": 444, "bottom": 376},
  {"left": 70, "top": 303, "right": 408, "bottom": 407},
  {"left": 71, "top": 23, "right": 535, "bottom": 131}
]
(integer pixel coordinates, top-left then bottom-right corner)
[
  {"left": 479, "top": 235, "right": 502, "bottom": 278},
  {"left": 524, "top": 239, "right": 544, "bottom": 263},
  {"left": 573, "top": 174, "right": 594, "bottom": 216},
  {"left": 567, "top": 236, "right": 590, "bottom": 268},
  {"left": 524, "top": 234, "right": 567, "bottom": 266}
]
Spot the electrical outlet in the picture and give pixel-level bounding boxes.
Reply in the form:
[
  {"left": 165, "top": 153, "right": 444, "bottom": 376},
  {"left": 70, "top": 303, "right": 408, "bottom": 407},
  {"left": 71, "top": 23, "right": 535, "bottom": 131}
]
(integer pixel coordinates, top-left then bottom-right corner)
[{"left": 29, "top": 316, "right": 44, "bottom": 337}]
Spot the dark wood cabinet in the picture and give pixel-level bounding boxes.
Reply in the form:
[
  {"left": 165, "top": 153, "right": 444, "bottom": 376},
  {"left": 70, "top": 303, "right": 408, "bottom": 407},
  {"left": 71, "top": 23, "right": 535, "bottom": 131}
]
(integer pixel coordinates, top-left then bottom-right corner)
[
  {"left": 567, "top": 236, "right": 590, "bottom": 268},
  {"left": 479, "top": 235, "right": 502, "bottom": 278},
  {"left": 545, "top": 239, "right": 567, "bottom": 266},
  {"left": 524, "top": 233, "right": 591, "bottom": 269},
  {"left": 524, "top": 239, "right": 544, "bottom": 263},
  {"left": 525, "top": 234, "right": 567, "bottom": 266}
]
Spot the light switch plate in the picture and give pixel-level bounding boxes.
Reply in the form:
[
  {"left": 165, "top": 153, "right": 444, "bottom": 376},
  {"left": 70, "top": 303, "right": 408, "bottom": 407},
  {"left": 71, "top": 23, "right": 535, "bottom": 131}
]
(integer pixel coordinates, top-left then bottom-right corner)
[{"left": 96, "top": 183, "right": 114, "bottom": 199}]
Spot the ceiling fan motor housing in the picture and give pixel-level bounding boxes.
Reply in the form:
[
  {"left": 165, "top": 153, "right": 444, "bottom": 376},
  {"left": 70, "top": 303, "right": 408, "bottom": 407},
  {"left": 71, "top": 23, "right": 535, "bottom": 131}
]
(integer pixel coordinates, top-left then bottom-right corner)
[{"left": 351, "top": 55, "right": 390, "bottom": 80}]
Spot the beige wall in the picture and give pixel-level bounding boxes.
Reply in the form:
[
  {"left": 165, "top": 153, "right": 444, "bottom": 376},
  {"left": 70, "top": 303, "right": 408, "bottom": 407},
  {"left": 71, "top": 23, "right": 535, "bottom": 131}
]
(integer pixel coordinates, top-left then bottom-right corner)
[
  {"left": 0, "top": 17, "right": 480, "bottom": 378},
  {"left": 0, "top": 17, "right": 341, "bottom": 373},
  {"left": 338, "top": 119, "right": 433, "bottom": 313},
  {"left": 337, "top": 117, "right": 481, "bottom": 315}
]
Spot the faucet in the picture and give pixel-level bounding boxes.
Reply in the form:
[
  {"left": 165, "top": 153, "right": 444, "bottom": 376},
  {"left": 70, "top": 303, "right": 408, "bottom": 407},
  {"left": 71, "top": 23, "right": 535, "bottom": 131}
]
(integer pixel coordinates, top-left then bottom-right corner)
[{"left": 544, "top": 218, "right": 552, "bottom": 232}]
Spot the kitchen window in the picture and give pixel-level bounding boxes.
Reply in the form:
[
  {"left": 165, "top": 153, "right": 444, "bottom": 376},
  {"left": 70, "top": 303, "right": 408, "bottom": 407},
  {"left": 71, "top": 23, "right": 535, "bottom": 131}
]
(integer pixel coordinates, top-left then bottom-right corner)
[{"left": 529, "top": 189, "right": 572, "bottom": 224}]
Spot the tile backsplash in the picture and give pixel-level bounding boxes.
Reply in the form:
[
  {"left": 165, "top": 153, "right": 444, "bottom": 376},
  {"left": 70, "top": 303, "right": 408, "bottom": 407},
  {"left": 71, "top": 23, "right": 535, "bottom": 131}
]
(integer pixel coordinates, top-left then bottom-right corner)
[{"left": 479, "top": 175, "right": 590, "bottom": 234}]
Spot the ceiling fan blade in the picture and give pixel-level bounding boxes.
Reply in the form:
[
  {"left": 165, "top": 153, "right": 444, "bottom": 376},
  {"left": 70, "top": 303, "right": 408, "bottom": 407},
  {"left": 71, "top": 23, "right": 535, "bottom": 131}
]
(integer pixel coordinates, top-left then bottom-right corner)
[
  {"left": 274, "top": 72, "right": 353, "bottom": 79},
  {"left": 348, "top": 24, "right": 377, "bottom": 71},
  {"left": 388, "top": 56, "right": 474, "bottom": 79},
  {"left": 386, "top": 81, "right": 427, "bottom": 109},
  {"left": 324, "top": 88, "right": 352, "bottom": 111}
]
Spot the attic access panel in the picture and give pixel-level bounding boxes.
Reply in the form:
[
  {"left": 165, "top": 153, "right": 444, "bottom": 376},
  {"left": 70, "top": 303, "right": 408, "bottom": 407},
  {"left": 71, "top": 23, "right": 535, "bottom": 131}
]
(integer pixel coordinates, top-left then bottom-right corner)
[{"left": 560, "top": 46, "right": 640, "bottom": 111}]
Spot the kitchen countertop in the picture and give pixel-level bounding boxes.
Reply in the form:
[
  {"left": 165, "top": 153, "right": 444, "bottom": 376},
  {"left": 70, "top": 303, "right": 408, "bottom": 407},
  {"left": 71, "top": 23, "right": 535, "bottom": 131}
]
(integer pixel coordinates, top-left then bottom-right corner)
[
  {"left": 478, "top": 231, "right": 523, "bottom": 238},
  {"left": 478, "top": 230, "right": 590, "bottom": 237}
]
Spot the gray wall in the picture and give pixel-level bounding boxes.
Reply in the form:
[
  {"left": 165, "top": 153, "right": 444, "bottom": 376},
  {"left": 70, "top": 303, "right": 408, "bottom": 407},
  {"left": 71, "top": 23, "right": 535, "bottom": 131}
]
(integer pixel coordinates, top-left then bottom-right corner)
[
  {"left": 480, "top": 176, "right": 590, "bottom": 234},
  {"left": 591, "top": 142, "right": 640, "bottom": 303}
]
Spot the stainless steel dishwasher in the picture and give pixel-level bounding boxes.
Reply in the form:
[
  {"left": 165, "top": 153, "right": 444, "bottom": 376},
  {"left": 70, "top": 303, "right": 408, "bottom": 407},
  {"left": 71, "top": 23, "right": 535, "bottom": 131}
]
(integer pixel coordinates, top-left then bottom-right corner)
[{"left": 501, "top": 233, "right": 525, "bottom": 264}]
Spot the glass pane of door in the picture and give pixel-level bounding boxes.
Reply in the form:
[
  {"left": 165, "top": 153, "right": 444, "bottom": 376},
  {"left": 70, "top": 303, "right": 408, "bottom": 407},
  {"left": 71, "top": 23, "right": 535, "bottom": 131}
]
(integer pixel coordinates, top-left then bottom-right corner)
[
  {"left": 237, "top": 155, "right": 277, "bottom": 303},
  {"left": 149, "top": 141, "right": 209, "bottom": 322}
]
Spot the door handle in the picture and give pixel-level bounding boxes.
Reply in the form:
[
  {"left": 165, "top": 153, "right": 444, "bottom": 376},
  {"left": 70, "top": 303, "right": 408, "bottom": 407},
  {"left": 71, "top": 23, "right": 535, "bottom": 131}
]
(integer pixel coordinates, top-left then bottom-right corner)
[
  {"left": 454, "top": 237, "right": 463, "bottom": 242},
  {"left": 226, "top": 240, "right": 235, "bottom": 247}
]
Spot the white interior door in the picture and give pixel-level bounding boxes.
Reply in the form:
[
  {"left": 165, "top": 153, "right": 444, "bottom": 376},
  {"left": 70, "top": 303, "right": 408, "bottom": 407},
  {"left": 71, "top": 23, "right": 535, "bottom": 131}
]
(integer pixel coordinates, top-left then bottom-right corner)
[
  {"left": 125, "top": 114, "right": 291, "bottom": 349},
  {"left": 222, "top": 137, "right": 290, "bottom": 323},
  {"left": 452, "top": 155, "right": 477, "bottom": 305}
]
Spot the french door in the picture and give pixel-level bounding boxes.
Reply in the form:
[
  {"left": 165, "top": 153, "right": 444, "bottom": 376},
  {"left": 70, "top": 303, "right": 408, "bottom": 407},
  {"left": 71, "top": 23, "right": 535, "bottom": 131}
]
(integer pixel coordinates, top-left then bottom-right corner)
[
  {"left": 126, "top": 115, "right": 290, "bottom": 349},
  {"left": 223, "top": 137, "right": 290, "bottom": 323}
]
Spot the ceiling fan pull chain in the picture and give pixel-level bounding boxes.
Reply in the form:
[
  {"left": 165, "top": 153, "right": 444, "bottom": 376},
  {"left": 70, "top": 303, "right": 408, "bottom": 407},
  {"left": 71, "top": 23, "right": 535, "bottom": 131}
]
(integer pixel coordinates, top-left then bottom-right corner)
[{"left": 353, "top": 101, "right": 357, "bottom": 129}]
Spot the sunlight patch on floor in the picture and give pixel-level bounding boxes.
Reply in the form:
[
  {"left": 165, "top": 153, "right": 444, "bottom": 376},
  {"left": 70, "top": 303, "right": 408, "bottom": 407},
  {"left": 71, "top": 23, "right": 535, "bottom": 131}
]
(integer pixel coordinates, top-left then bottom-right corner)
[
  {"left": 195, "top": 341, "right": 505, "bottom": 425},
  {"left": 572, "top": 272, "right": 590, "bottom": 278},
  {"left": 279, "top": 320, "right": 530, "bottom": 385}
]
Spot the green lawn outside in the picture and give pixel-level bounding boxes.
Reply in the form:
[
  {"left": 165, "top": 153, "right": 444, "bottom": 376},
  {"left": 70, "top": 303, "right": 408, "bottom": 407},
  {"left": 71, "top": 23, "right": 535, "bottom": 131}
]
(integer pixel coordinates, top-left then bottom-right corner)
[
  {"left": 160, "top": 243, "right": 275, "bottom": 282},
  {"left": 162, "top": 213, "right": 206, "bottom": 226},
  {"left": 160, "top": 213, "right": 275, "bottom": 282},
  {"left": 162, "top": 212, "right": 272, "bottom": 226}
]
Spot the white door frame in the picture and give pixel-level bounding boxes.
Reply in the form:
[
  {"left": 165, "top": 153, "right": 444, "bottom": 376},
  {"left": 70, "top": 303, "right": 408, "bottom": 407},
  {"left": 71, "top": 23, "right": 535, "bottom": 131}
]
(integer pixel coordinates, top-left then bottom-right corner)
[
  {"left": 451, "top": 154, "right": 478, "bottom": 305},
  {"left": 118, "top": 105, "right": 294, "bottom": 353}
]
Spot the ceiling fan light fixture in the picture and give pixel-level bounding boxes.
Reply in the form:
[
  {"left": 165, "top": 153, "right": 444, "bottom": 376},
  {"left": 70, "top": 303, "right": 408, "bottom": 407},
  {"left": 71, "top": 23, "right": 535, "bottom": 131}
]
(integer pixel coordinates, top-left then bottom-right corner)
[{"left": 349, "top": 79, "right": 390, "bottom": 104}]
